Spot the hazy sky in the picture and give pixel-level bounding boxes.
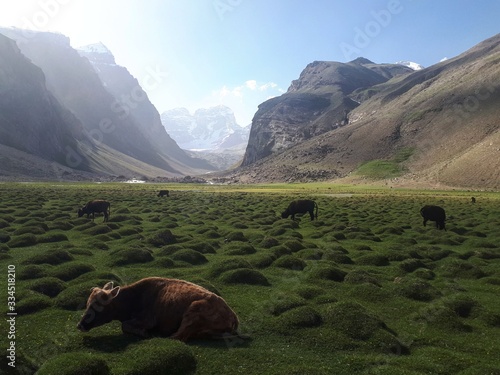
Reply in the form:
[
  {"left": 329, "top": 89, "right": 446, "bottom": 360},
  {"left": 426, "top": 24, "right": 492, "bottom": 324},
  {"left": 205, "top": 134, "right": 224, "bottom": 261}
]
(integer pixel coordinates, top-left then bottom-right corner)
[{"left": 1, "top": 0, "right": 499, "bottom": 125}]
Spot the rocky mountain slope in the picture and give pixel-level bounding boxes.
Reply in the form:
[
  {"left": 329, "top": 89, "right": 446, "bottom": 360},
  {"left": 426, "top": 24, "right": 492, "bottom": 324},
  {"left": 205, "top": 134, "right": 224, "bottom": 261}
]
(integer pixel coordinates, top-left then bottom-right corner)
[
  {"left": 241, "top": 58, "right": 412, "bottom": 166},
  {"left": 77, "top": 42, "right": 213, "bottom": 173},
  {"left": 0, "top": 29, "right": 214, "bottom": 178},
  {"left": 0, "top": 33, "right": 92, "bottom": 173},
  {"left": 229, "top": 34, "right": 500, "bottom": 189}
]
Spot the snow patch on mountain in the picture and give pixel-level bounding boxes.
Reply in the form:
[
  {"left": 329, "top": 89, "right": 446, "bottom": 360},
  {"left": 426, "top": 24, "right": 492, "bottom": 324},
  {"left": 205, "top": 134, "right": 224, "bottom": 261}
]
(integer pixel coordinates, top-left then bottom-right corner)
[
  {"left": 161, "top": 105, "right": 250, "bottom": 151},
  {"left": 77, "top": 42, "right": 116, "bottom": 65},
  {"left": 395, "top": 61, "right": 424, "bottom": 70}
]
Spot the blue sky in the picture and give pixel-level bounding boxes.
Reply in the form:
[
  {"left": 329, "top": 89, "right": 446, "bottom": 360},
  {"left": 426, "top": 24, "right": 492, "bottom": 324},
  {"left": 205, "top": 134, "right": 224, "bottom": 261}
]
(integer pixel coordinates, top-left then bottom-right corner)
[{"left": 1, "top": 0, "right": 499, "bottom": 125}]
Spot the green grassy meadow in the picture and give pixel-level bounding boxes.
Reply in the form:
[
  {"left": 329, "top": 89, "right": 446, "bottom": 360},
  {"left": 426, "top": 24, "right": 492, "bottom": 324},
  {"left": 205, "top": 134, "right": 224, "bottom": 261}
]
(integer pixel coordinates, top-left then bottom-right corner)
[{"left": 1, "top": 182, "right": 500, "bottom": 375}]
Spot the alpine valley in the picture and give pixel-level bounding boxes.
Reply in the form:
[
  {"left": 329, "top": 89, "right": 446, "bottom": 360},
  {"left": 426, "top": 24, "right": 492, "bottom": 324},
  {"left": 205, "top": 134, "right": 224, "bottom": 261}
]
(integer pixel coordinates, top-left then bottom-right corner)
[
  {"left": 0, "top": 28, "right": 499, "bottom": 188},
  {"left": 161, "top": 106, "right": 250, "bottom": 170},
  {"left": 0, "top": 28, "right": 215, "bottom": 181}
]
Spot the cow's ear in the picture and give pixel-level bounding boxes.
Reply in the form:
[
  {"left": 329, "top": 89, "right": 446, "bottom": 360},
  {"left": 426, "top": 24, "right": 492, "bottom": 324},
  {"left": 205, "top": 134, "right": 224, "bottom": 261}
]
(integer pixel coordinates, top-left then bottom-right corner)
[
  {"left": 103, "top": 282, "right": 114, "bottom": 290},
  {"left": 110, "top": 286, "right": 120, "bottom": 298}
]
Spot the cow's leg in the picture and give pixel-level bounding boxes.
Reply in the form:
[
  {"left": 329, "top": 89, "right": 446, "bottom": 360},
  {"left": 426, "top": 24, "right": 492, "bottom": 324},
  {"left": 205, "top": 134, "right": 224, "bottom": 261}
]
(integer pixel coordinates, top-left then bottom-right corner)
[
  {"left": 170, "top": 300, "right": 209, "bottom": 342},
  {"left": 171, "top": 298, "right": 236, "bottom": 342},
  {"left": 121, "top": 316, "right": 156, "bottom": 337},
  {"left": 309, "top": 210, "right": 314, "bottom": 221},
  {"left": 423, "top": 218, "right": 427, "bottom": 227}
]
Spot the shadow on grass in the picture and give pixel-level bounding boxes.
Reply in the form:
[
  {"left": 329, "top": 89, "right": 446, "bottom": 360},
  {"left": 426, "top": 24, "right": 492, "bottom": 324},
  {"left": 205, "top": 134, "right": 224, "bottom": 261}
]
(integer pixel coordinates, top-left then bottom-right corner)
[
  {"left": 187, "top": 335, "right": 253, "bottom": 350},
  {"left": 82, "top": 334, "right": 142, "bottom": 353},
  {"left": 84, "top": 333, "right": 252, "bottom": 353}
]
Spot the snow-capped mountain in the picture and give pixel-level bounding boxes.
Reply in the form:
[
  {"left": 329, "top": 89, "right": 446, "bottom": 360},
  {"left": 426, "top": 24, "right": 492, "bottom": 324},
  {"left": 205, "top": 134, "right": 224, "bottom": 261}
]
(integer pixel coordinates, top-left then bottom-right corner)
[
  {"left": 77, "top": 42, "right": 116, "bottom": 65},
  {"left": 161, "top": 105, "right": 250, "bottom": 151},
  {"left": 395, "top": 60, "right": 424, "bottom": 70}
]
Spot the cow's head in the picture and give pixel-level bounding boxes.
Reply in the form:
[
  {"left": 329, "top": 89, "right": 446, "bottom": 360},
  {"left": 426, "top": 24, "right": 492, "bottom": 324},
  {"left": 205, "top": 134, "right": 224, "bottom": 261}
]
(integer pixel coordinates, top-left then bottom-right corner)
[
  {"left": 77, "top": 282, "right": 120, "bottom": 332},
  {"left": 281, "top": 210, "right": 290, "bottom": 219},
  {"left": 77, "top": 208, "right": 85, "bottom": 217}
]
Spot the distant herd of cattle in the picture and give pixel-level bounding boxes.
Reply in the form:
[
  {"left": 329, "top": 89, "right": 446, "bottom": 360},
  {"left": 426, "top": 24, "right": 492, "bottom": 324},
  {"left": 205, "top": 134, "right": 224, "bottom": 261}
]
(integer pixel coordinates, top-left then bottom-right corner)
[{"left": 75, "top": 191, "right": 477, "bottom": 341}]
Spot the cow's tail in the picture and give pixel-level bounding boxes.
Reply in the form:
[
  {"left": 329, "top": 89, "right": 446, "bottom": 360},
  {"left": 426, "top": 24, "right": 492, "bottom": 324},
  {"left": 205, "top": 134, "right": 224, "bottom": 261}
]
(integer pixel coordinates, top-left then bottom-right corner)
[{"left": 315, "top": 202, "right": 318, "bottom": 220}]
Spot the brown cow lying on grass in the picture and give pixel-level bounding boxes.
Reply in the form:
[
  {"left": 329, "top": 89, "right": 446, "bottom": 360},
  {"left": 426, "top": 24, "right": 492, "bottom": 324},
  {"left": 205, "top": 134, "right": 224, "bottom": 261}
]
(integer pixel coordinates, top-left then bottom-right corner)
[
  {"left": 77, "top": 277, "right": 241, "bottom": 342},
  {"left": 78, "top": 200, "right": 110, "bottom": 222}
]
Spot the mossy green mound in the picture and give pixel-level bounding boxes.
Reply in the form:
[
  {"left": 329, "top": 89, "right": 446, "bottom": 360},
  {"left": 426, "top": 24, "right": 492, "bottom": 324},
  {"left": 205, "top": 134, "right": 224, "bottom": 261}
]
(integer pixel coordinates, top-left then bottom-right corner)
[
  {"left": 115, "top": 338, "right": 196, "bottom": 375},
  {"left": 37, "top": 352, "right": 110, "bottom": 375}
]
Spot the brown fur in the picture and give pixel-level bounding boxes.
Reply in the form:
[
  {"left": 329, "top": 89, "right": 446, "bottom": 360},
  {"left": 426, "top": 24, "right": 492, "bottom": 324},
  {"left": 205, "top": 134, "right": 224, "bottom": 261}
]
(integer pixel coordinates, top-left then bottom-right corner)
[{"left": 77, "top": 277, "right": 240, "bottom": 342}]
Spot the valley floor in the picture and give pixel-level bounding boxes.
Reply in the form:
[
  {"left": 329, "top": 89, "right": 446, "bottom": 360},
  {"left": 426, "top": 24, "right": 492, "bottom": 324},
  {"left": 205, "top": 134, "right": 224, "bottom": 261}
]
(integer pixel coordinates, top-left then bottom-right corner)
[{"left": 1, "top": 183, "right": 499, "bottom": 374}]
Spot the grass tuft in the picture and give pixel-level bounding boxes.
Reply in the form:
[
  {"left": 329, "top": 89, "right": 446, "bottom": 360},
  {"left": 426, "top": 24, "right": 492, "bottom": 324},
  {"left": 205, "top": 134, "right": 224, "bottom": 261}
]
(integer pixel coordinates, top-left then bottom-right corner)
[
  {"left": 272, "top": 255, "right": 306, "bottom": 270},
  {"left": 36, "top": 352, "right": 110, "bottom": 375},
  {"left": 219, "top": 268, "right": 270, "bottom": 285},
  {"left": 8, "top": 233, "right": 38, "bottom": 248},
  {"left": 147, "top": 229, "right": 177, "bottom": 246},
  {"left": 51, "top": 263, "right": 96, "bottom": 281},
  {"left": 23, "top": 249, "right": 74, "bottom": 265},
  {"left": 323, "top": 301, "right": 387, "bottom": 340},
  {"left": 17, "top": 295, "right": 53, "bottom": 314},
  {"left": 109, "top": 248, "right": 154, "bottom": 266},
  {"left": 28, "top": 277, "right": 66, "bottom": 297},
  {"left": 114, "top": 338, "right": 196, "bottom": 375},
  {"left": 170, "top": 249, "right": 208, "bottom": 265},
  {"left": 308, "top": 265, "right": 346, "bottom": 282}
]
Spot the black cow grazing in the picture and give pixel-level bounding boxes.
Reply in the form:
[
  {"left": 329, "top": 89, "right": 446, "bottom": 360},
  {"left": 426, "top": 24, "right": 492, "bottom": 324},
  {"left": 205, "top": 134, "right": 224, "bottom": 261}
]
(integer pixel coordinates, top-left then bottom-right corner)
[
  {"left": 471, "top": 197, "right": 476, "bottom": 204},
  {"left": 282, "top": 199, "right": 318, "bottom": 221},
  {"left": 420, "top": 205, "right": 446, "bottom": 230},
  {"left": 158, "top": 190, "right": 169, "bottom": 197},
  {"left": 78, "top": 200, "right": 111, "bottom": 222}
]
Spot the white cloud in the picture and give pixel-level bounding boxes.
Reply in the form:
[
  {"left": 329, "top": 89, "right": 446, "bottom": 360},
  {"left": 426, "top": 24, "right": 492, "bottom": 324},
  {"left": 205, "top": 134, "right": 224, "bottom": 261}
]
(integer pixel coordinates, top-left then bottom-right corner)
[
  {"left": 245, "top": 80, "right": 257, "bottom": 90},
  {"left": 218, "top": 85, "right": 230, "bottom": 97},
  {"left": 259, "top": 82, "right": 277, "bottom": 91},
  {"left": 202, "top": 80, "right": 284, "bottom": 125},
  {"left": 231, "top": 86, "right": 243, "bottom": 97}
]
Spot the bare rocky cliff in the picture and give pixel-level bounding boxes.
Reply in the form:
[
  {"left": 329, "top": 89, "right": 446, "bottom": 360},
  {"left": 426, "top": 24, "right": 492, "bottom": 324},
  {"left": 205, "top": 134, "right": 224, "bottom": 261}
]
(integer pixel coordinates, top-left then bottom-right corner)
[{"left": 241, "top": 59, "right": 413, "bottom": 166}]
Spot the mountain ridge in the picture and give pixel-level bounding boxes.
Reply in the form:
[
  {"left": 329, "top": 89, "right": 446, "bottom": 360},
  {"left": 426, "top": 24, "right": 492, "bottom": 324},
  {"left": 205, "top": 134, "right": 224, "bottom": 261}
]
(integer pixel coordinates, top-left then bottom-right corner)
[
  {"left": 225, "top": 33, "right": 500, "bottom": 189},
  {"left": 0, "top": 28, "right": 498, "bottom": 188},
  {"left": 241, "top": 58, "right": 413, "bottom": 166},
  {"left": 0, "top": 28, "right": 215, "bottom": 178}
]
